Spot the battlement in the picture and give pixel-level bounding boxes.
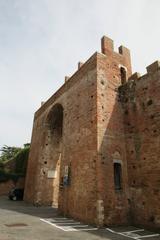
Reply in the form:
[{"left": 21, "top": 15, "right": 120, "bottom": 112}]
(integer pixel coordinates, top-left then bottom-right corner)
[
  {"left": 78, "top": 62, "right": 84, "bottom": 69},
  {"left": 101, "top": 36, "right": 131, "bottom": 60},
  {"left": 64, "top": 35, "right": 132, "bottom": 83},
  {"left": 146, "top": 60, "right": 160, "bottom": 74},
  {"left": 128, "top": 72, "right": 141, "bottom": 81},
  {"left": 65, "top": 76, "right": 70, "bottom": 82},
  {"left": 26, "top": 34, "right": 160, "bottom": 230},
  {"left": 128, "top": 60, "right": 160, "bottom": 83}
]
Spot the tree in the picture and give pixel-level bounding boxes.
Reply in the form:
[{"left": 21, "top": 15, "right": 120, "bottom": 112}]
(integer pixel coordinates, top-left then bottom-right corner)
[
  {"left": 14, "top": 145, "right": 30, "bottom": 175},
  {"left": 0, "top": 143, "right": 30, "bottom": 183},
  {"left": 0, "top": 145, "right": 21, "bottom": 163}
]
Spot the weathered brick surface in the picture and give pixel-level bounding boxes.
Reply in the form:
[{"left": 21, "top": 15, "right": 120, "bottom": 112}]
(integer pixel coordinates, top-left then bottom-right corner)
[
  {"left": 24, "top": 53, "right": 98, "bottom": 223},
  {"left": 0, "top": 178, "right": 25, "bottom": 196},
  {"left": 119, "top": 61, "right": 160, "bottom": 229},
  {"left": 24, "top": 36, "right": 160, "bottom": 229},
  {"left": 96, "top": 38, "right": 132, "bottom": 225}
]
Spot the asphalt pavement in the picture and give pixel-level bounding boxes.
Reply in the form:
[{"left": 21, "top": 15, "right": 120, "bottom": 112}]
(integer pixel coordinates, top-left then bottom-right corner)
[{"left": 0, "top": 196, "right": 160, "bottom": 240}]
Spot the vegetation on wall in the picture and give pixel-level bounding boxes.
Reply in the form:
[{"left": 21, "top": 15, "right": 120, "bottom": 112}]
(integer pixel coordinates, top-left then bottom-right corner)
[
  {"left": 0, "top": 145, "right": 21, "bottom": 163},
  {"left": 0, "top": 144, "right": 30, "bottom": 183}
]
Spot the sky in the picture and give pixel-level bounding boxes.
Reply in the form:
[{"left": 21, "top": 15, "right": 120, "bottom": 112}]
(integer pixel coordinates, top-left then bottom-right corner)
[{"left": 0, "top": 0, "right": 160, "bottom": 148}]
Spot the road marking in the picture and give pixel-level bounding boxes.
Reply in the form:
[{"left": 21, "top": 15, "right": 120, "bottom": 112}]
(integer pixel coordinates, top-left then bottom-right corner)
[
  {"left": 40, "top": 218, "right": 70, "bottom": 231},
  {"left": 106, "top": 228, "right": 115, "bottom": 233},
  {"left": 122, "top": 229, "right": 145, "bottom": 233},
  {"left": 119, "top": 232, "right": 143, "bottom": 239},
  {"left": 40, "top": 218, "right": 98, "bottom": 232},
  {"left": 75, "top": 228, "right": 98, "bottom": 231},
  {"left": 53, "top": 222, "right": 81, "bottom": 225},
  {"left": 64, "top": 225, "right": 89, "bottom": 228},
  {"left": 41, "top": 218, "right": 160, "bottom": 237},
  {"left": 138, "top": 234, "right": 160, "bottom": 239},
  {"left": 51, "top": 219, "right": 79, "bottom": 222},
  {"left": 106, "top": 228, "right": 160, "bottom": 239}
]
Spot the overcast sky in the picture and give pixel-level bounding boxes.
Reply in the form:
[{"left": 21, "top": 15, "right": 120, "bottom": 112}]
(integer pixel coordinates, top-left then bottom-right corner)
[{"left": 0, "top": 0, "right": 160, "bottom": 148}]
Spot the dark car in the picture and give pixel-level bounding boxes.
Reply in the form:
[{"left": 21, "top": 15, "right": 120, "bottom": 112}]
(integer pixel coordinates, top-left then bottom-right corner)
[{"left": 8, "top": 188, "right": 24, "bottom": 201}]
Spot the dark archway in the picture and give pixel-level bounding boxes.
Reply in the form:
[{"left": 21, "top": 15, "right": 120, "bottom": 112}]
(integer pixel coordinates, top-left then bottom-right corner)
[{"left": 47, "top": 104, "right": 63, "bottom": 206}]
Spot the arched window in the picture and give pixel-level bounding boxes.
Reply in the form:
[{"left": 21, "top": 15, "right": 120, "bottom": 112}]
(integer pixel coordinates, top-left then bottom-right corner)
[{"left": 120, "top": 67, "right": 127, "bottom": 85}]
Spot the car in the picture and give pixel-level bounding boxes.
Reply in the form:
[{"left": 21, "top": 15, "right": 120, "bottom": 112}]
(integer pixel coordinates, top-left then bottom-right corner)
[{"left": 8, "top": 188, "right": 24, "bottom": 201}]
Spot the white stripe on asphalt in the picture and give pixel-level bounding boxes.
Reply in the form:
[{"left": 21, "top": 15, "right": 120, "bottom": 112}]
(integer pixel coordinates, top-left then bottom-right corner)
[
  {"left": 106, "top": 228, "right": 160, "bottom": 240},
  {"left": 40, "top": 218, "right": 98, "bottom": 232},
  {"left": 54, "top": 222, "right": 81, "bottom": 225},
  {"left": 119, "top": 232, "right": 141, "bottom": 239},
  {"left": 64, "top": 225, "right": 89, "bottom": 228},
  {"left": 51, "top": 219, "right": 79, "bottom": 222},
  {"left": 138, "top": 234, "right": 160, "bottom": 239},
  {"left": 40, "top": 218, "right": 70, "bottom": 231},
  {"left": 106, "top": 228, "right": 115, "bottom": 233},
  {"left": 122, "top": 229, "right": 144, "bottom": 233}
]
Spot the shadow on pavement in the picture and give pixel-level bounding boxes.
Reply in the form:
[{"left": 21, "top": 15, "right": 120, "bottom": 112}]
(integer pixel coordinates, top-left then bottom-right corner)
[
  {"left": 1, "top": 196, "right": 160, "bottom": 240},
  {"left": 0, "top": 195, "right": 59, "bottom": 218}
]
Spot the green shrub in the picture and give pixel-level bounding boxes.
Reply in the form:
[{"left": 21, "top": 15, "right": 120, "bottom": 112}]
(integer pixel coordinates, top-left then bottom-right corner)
[
  {"left": 0, "top": 170, "right": 23, "bottom": 183},
  {"left": 14, "top": 147, "right": 30, "bottom": 175},
  {"left": 0, "top": 144, "right": 30, "bottom": 183}
]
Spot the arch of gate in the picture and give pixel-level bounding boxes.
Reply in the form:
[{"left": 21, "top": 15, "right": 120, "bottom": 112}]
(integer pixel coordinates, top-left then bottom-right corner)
[{"left": 46, "top": 103, "right": 64, "bottom": 206}]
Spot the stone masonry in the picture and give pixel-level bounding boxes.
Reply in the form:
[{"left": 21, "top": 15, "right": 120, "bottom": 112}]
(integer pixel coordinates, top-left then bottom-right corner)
[{"left": 24, "top": 36, "right": 160, "bottom": 229}]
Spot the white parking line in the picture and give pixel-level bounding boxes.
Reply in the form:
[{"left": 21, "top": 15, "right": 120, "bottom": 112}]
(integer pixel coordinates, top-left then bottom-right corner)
[
  {"left": 40, "top": 218, "right": 70, "bottom": 231},
  {"left": 64, "top": 225, "right": 89, "bottom": 228},
  {"left": 106, "top": 228, "right": 115, "bottom": 233},
  {"left": 40, "top": 218, "right": 98, "bottom": 232},
  {"left": 75, "top": 228, "right": 98, "bottom": 231},
  {"left": 123, "top": 229, "right": 145, "bottom": 233},
  {"left": 51, "top": 219, "right": 79, "bottom": 222},
  {"left": 41, "top": 218, "right": 160, "bottom": 237},
  {"left": 138, "top": 234, "right": 160, "bottom": 239},
  {"left": 106, "top": 228, "right": 160, "bottom": 240},
  {"left": 55, "top": 222, "right": 81, "bottom": 225},
  {"left": 119, "top": 232, "right": 142, "bottom": 239}
]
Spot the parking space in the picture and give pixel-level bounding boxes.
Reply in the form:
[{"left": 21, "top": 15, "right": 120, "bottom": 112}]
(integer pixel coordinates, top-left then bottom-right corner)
[
  {"left": 40, "top": 216, "right": 160, "bottom": 239},
  {"left": 106, "top": 227, "right": 160, "bottom": 239},
  {"left": 40, "top": 217, "right": 98, "bottom": 231},
  {"left": 0, "top": 196, "right": 160, "bottom": 240}
]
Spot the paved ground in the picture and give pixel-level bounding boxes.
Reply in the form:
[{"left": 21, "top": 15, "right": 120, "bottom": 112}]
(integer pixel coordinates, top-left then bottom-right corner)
[{"left": 0, "top": 196, "right": 160, "bottom": 240}]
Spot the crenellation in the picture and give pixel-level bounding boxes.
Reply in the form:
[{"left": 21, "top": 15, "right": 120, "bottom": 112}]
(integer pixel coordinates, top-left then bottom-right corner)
[
  {"left": 101, "top": 35, "right": 114, "bottom": 55},
  {"left": 78, "top": 62, "right": 84, "bottom": 69},
  {"left": 101, "top": 36, "right": 131, "bottom": 63},
  {"left": 34, "top": 52, "right": 98, "bottom": 120},
  {"left": 146, "top": 60, "right": 160, "bottom": 74},
  {"left": 24, "top": 35, "right": 160, "bottom": 230},
  {"left": 65, "top": 76, "right": 70, "bottom": 82},
  {"left": 118, "top": 45, "right": 131, "bottom": 58},
  {"left": 128, "top": 72, "right": 141, "bottom": 81}
]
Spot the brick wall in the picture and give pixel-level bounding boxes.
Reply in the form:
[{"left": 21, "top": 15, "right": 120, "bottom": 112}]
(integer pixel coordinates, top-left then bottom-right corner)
[
  {"left": 24, "top": 36, "right": 160, "bottom": 229},
  {"left": 24, "top": 52, "right": 98, "bottom": 223},
  {"left": 0, "top": 178, "right": 25, "bottom": 196},
  {"left": 120, "top": 61, "right": 160, "bottom": 229},
  {"left": 96, "top": 37, "right": 132, "bottom": 225}
]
